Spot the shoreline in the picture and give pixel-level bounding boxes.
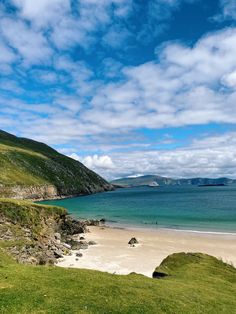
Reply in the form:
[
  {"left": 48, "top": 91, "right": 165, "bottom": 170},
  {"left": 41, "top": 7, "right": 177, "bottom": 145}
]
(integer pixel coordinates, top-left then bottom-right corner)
[
  {"left": 57, "top": 224, "right": 236, "bottom": 277},
  {"left": 105, "top": 221, "right": 236, "bottom": 236}
]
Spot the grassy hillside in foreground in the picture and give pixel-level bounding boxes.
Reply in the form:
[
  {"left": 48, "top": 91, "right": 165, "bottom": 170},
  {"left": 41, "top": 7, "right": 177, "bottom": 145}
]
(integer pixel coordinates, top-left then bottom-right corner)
[
  {"left": 0, "top": 199, "right": 236, "bottom": 313},
  {"left": 0, "top": 130, "right": 112, "bottom": 199},
  {"left": 0, "top": 251, "right": 236, "bottom": 314},
  {"left": 111, "top": 175, "right": 236, "bottom": 187}
]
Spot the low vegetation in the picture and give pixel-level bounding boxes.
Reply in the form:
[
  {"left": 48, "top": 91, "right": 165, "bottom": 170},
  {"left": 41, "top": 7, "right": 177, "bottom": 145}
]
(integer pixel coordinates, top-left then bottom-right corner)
[{"left": 0, "top": 249, "right": 236, "bottom": 313}]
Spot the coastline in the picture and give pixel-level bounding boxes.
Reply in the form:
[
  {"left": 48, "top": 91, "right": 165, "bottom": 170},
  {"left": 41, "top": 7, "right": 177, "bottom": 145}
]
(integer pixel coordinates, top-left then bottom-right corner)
[
  {"left": 105, "top": 220, "right": 236, "bottom": 236},
  {"left": 57, "top": 224, "right": 236, "bottom": 277}
]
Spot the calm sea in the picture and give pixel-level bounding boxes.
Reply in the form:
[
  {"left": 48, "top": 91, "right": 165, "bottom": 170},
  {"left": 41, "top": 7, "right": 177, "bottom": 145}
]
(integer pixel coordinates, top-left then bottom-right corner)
[{"left": 40, "top": 185, "right": 236, "bottom": 233}]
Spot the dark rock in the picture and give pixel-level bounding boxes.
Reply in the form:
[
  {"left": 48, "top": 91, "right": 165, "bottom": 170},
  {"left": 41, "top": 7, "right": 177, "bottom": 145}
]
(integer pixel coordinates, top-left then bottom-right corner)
[
  {"left": 87, "top": 220, "right": 100, "bottom": 226},
  {"left": 152, "top": 271, "right": 169, "bottom": 279},
  {"left": 128, "top": 237, "right": 139, "bottom": 245},
  {"left": 88, "top": 241, "right": 97, "bottom": 246},
  {"left": 59, "top": 217, "right": 87, "bottom": 236},
  {"left": 38, "top": 255, "right": 49, "bottom": 265},
  {"left": 67, "top": 239, "right": 81, "bottom": 250},
  {"left": 80, "top": 236, "right": 85, "bottom": 240},
  {"left": 79, "top": 242, "right": 88, "bottom": 250},
  {"left": 76, "top": 252, "right": 83, "bottom": 257},
  {"left": 53, "top": 249, "right": 64, "bottom": 258}
]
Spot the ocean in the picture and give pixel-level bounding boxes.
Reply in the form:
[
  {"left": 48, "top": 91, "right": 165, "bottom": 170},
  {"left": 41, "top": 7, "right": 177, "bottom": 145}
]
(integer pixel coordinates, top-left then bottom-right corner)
[{"left": 41, "top": 185, "right": 236, "bottom": 234}]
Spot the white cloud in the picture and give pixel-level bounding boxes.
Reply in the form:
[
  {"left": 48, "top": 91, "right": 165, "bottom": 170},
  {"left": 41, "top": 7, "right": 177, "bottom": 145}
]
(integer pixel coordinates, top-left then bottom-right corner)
[
  {"left": 69, "top": 153, "right": 115, "bottom": 170},
  {"left": 87, "top": 132, "right": 236, "bottom": 180},
  {"left": 0, "top": 41, "right": 16, "bottom": 73},
  {"left": 12, "top": 0, "right": 70, "bottom": 28},
  {"left": 11, "top": 0, "right": 133, "bottom": 51},
  {"left": 83, "top": 27, "right": 236, "bottom": 131},
  {"left": 2, "top": 27, "right": 236, "bottom": 146},
  {"left": 0, "top": 18, "right": 53, "bottom": 66},
  {"left": 221, "top": 70, "right": 236, "bottom": 88}
]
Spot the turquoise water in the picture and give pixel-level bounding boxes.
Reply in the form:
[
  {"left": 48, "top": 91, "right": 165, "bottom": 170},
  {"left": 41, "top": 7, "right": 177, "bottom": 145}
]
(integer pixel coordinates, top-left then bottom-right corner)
[{"left": 41, "top": 185, "right": 236, "bottom": 233}]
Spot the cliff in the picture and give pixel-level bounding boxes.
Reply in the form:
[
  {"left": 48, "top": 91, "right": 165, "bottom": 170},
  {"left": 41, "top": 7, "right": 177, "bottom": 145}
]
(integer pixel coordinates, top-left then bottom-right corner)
[{"left": 0, "top": 130, "right": 113, "bottom": 200}]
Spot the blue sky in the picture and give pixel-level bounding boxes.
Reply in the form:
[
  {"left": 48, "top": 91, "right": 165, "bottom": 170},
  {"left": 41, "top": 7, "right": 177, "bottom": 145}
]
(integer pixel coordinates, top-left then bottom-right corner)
[{"left": 1, "top": 0, "right": 236, "bottom": 179}]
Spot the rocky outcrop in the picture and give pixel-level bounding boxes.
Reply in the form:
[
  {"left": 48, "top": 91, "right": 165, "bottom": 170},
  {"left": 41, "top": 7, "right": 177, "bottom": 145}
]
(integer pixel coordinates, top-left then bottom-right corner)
[
  {"left": 0, "top": 185, "right": 59, "bottom": 201},
  {"left": 83, "top": 219, "right": 106, "bottom": 227},
  {"left": 0, "top": 200, "right": 91, "bottom": 265},
  {"left": 0, "top": 184, "right": 113, "bottom": 201}
]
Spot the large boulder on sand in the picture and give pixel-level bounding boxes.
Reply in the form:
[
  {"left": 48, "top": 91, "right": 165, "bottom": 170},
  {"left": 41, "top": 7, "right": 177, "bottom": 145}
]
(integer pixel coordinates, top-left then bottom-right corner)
[{"left": 128, "top": 237, "right": 139, "bottom": 245}]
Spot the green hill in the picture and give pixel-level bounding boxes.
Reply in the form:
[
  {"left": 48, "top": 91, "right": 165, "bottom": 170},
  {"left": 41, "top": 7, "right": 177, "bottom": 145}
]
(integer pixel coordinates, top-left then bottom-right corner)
[
  {"left": 0, "top": 249, "right": 235, "bottom": 313},
  {"left": 112, "top": 175, "right": 236, "bottom": 187},
  {"left": 0, "top": 130, "right": 113, "bottom": 200}
]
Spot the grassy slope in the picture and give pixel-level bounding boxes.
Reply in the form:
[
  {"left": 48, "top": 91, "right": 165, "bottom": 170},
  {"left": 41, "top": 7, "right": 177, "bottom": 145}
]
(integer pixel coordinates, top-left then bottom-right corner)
[
  {"left": 0, "top": 199, "right": 236, "bottom": 313},
  {"left": 0, "top": 251, "right": 236, "bottom": 314},
  {"left": 0, "top": 130, "right": 111, "bottom": 195},
  {"left": 0, "top": 199, "right": 66, "bottom": 236}
]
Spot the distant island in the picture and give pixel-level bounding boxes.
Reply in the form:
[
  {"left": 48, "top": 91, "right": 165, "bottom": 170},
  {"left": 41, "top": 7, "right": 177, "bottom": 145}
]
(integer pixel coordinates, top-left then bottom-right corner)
[{"left": 111, "top": 175, "right": 235, "bottom": 188}]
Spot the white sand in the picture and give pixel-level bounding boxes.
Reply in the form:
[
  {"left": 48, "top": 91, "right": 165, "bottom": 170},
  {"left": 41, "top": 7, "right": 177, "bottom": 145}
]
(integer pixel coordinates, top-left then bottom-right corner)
[{"left": 57, "top": 226, "right": 236, "bottom": 277}]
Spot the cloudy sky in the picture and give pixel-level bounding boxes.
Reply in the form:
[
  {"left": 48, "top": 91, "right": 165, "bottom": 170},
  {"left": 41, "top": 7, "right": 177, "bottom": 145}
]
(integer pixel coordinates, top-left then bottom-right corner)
[{"left": 1, "top": 0, "right": 236, "bottom": 180}]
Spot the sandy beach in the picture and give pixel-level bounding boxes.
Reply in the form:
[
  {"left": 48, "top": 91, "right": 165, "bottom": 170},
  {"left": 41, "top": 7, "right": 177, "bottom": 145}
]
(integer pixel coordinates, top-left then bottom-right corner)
[{"left": 57, "top": 226, "right": 236, "bottom": 277}]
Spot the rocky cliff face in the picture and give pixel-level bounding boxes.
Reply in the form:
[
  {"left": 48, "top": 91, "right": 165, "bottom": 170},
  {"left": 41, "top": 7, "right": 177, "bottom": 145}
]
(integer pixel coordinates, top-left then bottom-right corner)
[
  {"left": 0, "top": 199, "right": 103, "bottom": 265},
  {"left": 0, "top": 183, "right": 113, "bottom": 201},
  {"left": 0, "top": 185, "right": 58, "bottom": 200}
]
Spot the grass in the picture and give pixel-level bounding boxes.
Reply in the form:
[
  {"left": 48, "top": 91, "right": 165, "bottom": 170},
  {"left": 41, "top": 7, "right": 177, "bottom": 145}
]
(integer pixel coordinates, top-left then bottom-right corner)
[
  {"left": 0, "top": 251, "right": 236, "bottom": 313},
  {"left": 0, "top": 130, "right": 111, "bottom": 196},
  {"left": 0, "top": 199, "right": 66, "bottom": 223},
  {"left": 0, "top": 199, "right": 66, "bottom": 236}
]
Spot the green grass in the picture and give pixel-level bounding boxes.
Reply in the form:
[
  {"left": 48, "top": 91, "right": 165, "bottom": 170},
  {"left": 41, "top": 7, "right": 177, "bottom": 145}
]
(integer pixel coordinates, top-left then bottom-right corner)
[
  {"left": 0, "top": 198, "right": 236, "bottom": 313},
  {"left": 0, "top": 251, "right": 236, "bottom": 314},
  {"left": 0, "top": 199, "right": 66, "bottom": 224},
  {"left": 0, "top": 130, "right": 111, "bottom": 197},
  {"left": 0, "top": 198, "right": 66, "bottom": 241}
]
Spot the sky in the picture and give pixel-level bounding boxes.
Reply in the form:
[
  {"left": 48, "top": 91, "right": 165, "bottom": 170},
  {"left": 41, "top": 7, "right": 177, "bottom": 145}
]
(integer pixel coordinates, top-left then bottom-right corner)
[{"left": 0, "top": 0, "right": 236, "bottom": 180}]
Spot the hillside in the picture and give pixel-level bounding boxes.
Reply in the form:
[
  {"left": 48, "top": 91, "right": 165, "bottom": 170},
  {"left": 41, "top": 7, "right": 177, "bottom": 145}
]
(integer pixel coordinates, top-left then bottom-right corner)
[
  {"left": 0, "top": 249, "right": 236, "bottom": 313},
  {"left": 112, "top": 175, "right": 236, "bottom": 187},
  {"left": 0, "top": 130, "right": 113, "bottom": 200}
]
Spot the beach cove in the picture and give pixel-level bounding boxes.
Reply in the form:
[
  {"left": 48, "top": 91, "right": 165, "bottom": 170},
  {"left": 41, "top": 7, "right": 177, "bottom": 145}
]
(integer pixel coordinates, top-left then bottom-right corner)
[
  {"left": 41, "top": 186, "right": 236, "bottom": 277},
  {"left": 57, "top": 226, "right": 236, "bottom": 277}
]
